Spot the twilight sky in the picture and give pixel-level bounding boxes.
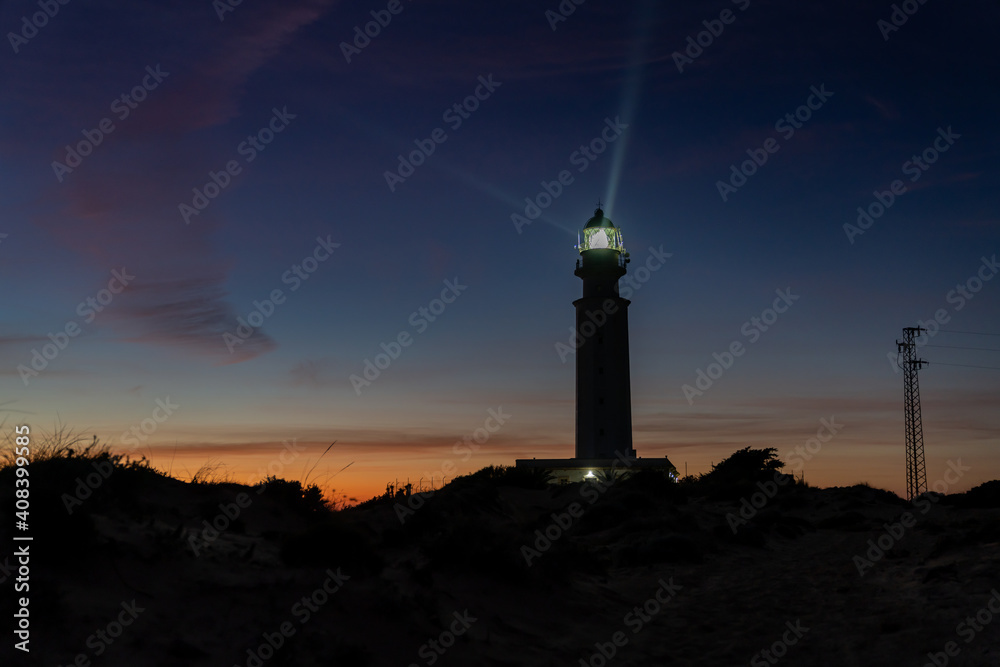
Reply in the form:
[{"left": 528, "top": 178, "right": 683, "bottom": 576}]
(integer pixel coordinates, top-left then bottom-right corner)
[{"left": 2, "top": 0, "right": 998, "bottom": 501}]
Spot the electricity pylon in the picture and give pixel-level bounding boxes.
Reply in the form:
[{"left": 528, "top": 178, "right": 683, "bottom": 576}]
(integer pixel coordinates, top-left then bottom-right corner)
[{"left": 897, "top": 326, "right": 928, "bottom": 500}]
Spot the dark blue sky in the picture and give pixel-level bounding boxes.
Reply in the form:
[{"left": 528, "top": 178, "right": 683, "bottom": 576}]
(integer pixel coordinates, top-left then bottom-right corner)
[{"left": 2, "top": 0, "right": 998, "bottom": 497}]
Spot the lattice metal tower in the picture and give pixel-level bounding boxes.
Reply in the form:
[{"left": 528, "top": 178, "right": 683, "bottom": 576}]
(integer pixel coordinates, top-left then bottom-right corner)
[{"left": 897, "top": 326, "right": 928, "bottom": 500}]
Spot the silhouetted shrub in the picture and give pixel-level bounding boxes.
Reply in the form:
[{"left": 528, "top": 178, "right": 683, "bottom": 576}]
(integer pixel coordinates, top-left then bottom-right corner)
[
  {"left": 256, "top": 475, "right": 330, "bottom": 514},
  {"left": 617, "top": 469, "right": 686, "bottom": 502},
  {"left": 833, "top": 484, "right": 906, "bottom": 508},
  {"left": 699, "top": 447, "right": 784, "bottom": 485},
  {"left": 1, "top": 432, "right": 167, "bottom": 518},
  {"left": 948, "top": 480, "right": 1000, "bottom": 508},
  {"left": 684, "top": 447, "right": 793, "bottom": 501},
  {"left": 449, "top": 464, "right": 554, "bottom": 490}
]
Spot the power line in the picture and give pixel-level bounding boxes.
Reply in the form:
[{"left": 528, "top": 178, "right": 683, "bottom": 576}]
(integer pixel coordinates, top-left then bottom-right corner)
[
  {"left": 936, "top": 330, "right": 1000, "bottom": 337},
  {"left": 929, "top": 361, "right": 1000, "bottom": 371},
  {"left": 924, "top": 344, "right": 1000, "bottom": 352}
]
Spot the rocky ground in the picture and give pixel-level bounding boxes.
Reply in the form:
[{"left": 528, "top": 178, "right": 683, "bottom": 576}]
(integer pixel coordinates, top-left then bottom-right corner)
[{"left": 2, "top": 457, "right": 1000, "bottom": 667}]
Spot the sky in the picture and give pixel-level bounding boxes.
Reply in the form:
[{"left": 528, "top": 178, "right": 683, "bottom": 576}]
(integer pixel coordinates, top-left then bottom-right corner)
[{"left": 1, "top": 0, "right": 998, "bottom": 502}]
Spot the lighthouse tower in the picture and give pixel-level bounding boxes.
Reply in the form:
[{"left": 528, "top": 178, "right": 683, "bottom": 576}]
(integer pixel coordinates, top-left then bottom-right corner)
[
  {"left": 514, "top": 206, "right": 675, "bottom": 483},
  {"left": 573, "top": 207, "right": 635, "bottom": 460}
]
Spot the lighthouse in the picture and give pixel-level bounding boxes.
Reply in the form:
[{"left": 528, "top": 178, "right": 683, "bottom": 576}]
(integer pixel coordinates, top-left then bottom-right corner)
[
  {"left": 515, "top": 206, "right": 675, "bottom": 483},
  {"left": 573, "top": 207, "right": 636, "bottom": 460}
]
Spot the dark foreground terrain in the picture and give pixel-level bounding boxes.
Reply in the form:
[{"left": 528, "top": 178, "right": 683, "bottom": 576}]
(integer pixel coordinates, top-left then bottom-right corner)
[{"left": 2, "top": 455, "right": 1000, "bottom": 667}]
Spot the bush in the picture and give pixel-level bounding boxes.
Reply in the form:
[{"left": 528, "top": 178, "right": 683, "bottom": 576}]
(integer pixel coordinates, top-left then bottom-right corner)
[
  {"left": 945, "top": 480, "right": 1000, "bottom": 508},
  {"left": 255, "top": 475, "right": 330, "bottom": 514},
  {"left": 617, "top": 469, "right": 686, "bottom": 500},
  {"left": 687, "top": 447, "right": 790, "bottom": 500},
  {"left": 449, "top": 464, "right": 554, "bottom": 490},
  {"left": 699, "top": 447, "right": 785, "bottom": 485}
]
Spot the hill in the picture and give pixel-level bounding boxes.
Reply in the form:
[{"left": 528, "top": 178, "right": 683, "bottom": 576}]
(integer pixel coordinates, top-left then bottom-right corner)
[{"left": 2, "top": 452, "right": 1000, "bottom": 666}]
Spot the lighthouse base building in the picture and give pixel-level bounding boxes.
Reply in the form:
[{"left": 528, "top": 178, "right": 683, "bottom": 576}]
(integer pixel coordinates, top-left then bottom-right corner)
[{"left": 516, "top": 207, "right": 676, "bottom": 483}]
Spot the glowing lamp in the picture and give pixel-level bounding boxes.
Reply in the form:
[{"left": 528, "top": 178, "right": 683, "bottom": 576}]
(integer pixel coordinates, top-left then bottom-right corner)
[{"left": 577, "top": 208, "right": 625, "bottom": 254}]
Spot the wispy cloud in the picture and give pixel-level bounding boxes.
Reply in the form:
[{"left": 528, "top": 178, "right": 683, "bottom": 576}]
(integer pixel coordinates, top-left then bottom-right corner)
[
  {"left": 111, "top": 274, "right": 275, "bottom": 363},
  {"left": 8, "top": 1, "right": 337, "bottom": 363}
]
